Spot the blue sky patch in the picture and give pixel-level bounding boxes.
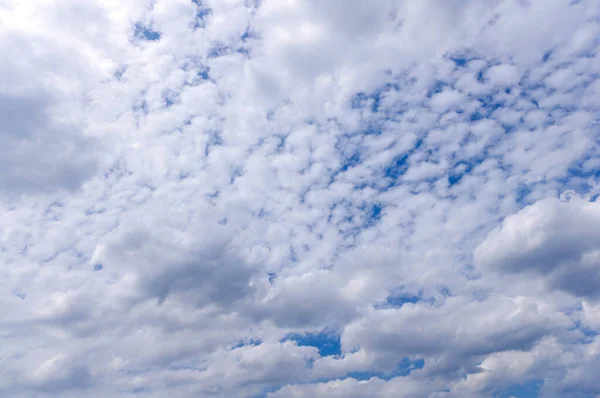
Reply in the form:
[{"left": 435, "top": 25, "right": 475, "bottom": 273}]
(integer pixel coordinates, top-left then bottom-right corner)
[
  {"left": 384, "top": 153, "right": 409, "bottom": 180},
  {"left": 351, "top": 92, "right": 369, "bottom": 109},
  {"left": 427, "top": 80, "right": 448, "bottom": 97},
  {"left": 347, "top": 358, "right": 425, "bottom": 381},
  {"left": 496, "top": 379, "right": 543, "bottom": 398},
  {"left": 340, "top": 152, "right": 361, "bottom": 172},
  {"left": 370, "top": 203, "right": 382, "bottom": 222},
  {"left": 134, "top": 23, "right": 161, "bottom": 41},
  {"left": 380, "top": 293, "right": 420, "bottom": 308},
  {"left": 450, "top": 56, "right": 469, "bottom": 67},
  {"left": 515, "top": 183, "right": 533, "bottom": 204},
  {"left": 448, "top": 158, "right": 484, "bottom": 186},
  {"left": 350, "top": 83, "right": 399, "bottom": 113},
  {"left": 208, "top": 45, "right": 230, "bottom": 59},
  {"left": 231, "top": 338, "right": 262, "bottom": 349},
  {"left": 114, "top": 66, "right": 127, "bottom": 81},
  {"left": 197, "top": 67, "right": 210, "bottom": 80},
  {"left": 375, "top": 288, "right": 423, "bottom": 309},
  {"left": 283, "top": 330, "right": 341, "bottom": 357},
  {"left": 191, "top": 0, "right": 212, "bottom": 29}
]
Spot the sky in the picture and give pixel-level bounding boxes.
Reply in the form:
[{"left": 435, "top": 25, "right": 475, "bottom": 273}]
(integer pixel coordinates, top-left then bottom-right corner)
[{"left": 0, "top": 0, "right": 600, "bottom": 397}]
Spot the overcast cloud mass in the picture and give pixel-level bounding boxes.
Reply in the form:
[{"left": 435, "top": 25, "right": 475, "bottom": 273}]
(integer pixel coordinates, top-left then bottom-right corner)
[{"left": 1, "top": 0, "right": 600, "bottom": 397}]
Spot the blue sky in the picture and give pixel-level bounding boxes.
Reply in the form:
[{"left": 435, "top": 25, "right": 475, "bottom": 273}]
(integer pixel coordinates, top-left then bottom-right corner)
[{"left": 0, "top": 0, "right": 600, "bottom": 397}]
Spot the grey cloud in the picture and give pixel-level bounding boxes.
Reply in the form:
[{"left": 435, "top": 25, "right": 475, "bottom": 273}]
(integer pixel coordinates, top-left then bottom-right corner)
[
  {"left": 0, "top": 353, "right": 95, "bottom": 397},
  {"left": 247, "top": 270, "right": 358, "bottom": 328},
  {"left": 99, "top": 227, "right": 259, "bottom": 309},
  {"left": 474, "top": 198, "right": 600, "bottom": 298},
  {"left": 0, "top": 123, "right": 98, "bottom": 194},
  {"left": 0, "top": 26, "right": 100, "bottom": 195},
  {"left": 340, "top": 296, "right": 570, "bottom": 379},
  {"left": 269, "top": 376, "right": 438, "bottom": 398},
  {"left": 139, "top": 248, "right": 257, "bottom": 308},
  {"left": 0, "top": 93, "right": 50, "bottom": 139}
]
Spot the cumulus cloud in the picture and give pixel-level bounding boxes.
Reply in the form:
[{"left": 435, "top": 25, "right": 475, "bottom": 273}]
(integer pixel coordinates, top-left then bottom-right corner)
[
  {"left": 0, "top": 1, "right": 111, "bottom": 194},
  {"left": 475, "top": 198, "right": 600, "bottom": 298},
  {"left": 1, "top": 0, "right": 600, "bottom": 397}
]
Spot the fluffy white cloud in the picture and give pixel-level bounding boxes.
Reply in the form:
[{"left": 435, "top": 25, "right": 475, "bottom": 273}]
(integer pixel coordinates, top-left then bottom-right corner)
[{"left": 1, "top": 0, "right": 600, "bottom": 397}]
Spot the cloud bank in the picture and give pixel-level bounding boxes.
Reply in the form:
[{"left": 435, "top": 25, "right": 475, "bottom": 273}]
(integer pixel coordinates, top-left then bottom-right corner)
[{"left": 1, "top": 0, "right": 600, "bottom": 397}]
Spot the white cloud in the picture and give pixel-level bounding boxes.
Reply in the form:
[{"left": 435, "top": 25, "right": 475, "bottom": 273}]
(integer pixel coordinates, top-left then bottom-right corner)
[
  {"left": 475, "top": 198, "right": 600, "bottom": 298},
  {"left": 486, "top": 63, "right": 520, "bottom": 87},
  {"left": 1, "top": 0, "right": 600, "bottom": 397}
]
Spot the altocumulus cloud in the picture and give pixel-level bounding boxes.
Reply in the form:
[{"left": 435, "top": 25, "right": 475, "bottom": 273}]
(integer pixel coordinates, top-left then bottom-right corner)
[{"left": 0, "top": 0, "right": 600, "bottom": 397}]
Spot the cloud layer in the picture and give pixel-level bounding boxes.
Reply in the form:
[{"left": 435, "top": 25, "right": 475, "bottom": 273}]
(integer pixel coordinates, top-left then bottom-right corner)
[{"left": 1, "top": 0, "right": 600, "bottom": 397}]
